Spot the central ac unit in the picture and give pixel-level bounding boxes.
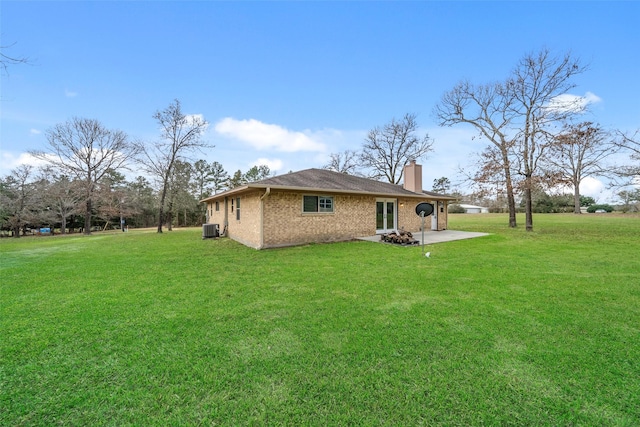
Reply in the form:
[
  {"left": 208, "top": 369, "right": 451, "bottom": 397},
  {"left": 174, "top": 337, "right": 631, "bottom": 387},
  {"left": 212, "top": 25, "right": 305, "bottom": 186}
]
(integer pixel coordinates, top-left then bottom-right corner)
[{"left": 202, "top": 223, "right": 219, "bottom": 239}]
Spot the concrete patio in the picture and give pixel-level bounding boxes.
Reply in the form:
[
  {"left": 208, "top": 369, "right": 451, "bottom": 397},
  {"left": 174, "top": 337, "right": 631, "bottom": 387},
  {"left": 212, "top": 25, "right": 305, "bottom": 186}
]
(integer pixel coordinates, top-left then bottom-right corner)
[{"left": 358, "top": 230, "right": 490, "bottom": 245}]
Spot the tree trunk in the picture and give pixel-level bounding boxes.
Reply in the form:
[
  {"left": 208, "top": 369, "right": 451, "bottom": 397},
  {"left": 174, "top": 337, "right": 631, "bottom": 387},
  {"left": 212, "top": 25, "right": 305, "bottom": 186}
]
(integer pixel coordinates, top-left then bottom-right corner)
[
  {"left": 167, "top": 200, "right": 173, "bottom": 231},
  {"left": 157, "top": 180, "right": 168, "bottom": 233},
  {"left": 573, "top": 184, "right": 581, "bottom": 214},
  {"left": 501, "top": 148, "right": 517, "bottom": 228},
  {"left": 525, "top": 175, "right": 533, "bottom": 232},
  {"left": 84, "top": 198, "right": 92, "bottom": 235},
  {"left": 61, "top": 216, "right": 67, "bottom": 234}
]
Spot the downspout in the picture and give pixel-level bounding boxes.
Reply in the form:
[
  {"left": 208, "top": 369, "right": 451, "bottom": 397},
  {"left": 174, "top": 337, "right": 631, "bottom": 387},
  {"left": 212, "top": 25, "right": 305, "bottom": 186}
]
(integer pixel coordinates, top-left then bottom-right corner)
[
  {"left": 222, "top": 197, "right": 229, "bottom": 237},
  {"left": 259, "top": 187, "right": 271, "bottom": 249}
]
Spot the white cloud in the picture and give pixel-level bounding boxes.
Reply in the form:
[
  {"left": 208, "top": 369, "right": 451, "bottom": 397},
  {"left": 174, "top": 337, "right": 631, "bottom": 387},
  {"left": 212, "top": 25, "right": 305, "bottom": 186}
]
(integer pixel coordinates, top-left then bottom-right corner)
[
  {"left": 579, "top": 176, "right": 605, "bottom": 196},
  {"left": 0, "top": 151, "right": 51, "bottom": 175},
  {"left": 65, "top": 89, "right": 78, "bottom": 98},
  {"left": 250, "top": 157, "right": 283, "bottom": 172},
  {"left": 30, "top": 128, "right": 42, "bottom": 135},
  {"left": 551, "top": 176, "right": 616, "bottom": 204},
  {"left": 215, "top": 118, "right": 326, "bottom": 152},
  {"left": 546, "top": 91, "right": 602, "bottom": 113}
]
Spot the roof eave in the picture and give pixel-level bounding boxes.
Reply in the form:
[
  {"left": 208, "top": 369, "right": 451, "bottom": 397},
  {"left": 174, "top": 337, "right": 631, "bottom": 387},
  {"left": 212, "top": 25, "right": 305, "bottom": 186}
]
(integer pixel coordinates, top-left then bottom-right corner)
[{"left": 200, "top": 183, "right": 456, "bottom": 203}]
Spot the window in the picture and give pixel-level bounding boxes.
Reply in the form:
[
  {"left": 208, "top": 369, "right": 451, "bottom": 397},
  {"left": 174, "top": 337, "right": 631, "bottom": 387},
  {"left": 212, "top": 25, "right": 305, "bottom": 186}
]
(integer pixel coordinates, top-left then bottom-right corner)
[
  {"left": 215, "top": 201, "right": 219, "bottom": 212},
  {"left": 303, "top": 195, "right": 334, "bottom": 213},
  {"left": 236, "top": 197, "right": 241, "bottom": 220}
]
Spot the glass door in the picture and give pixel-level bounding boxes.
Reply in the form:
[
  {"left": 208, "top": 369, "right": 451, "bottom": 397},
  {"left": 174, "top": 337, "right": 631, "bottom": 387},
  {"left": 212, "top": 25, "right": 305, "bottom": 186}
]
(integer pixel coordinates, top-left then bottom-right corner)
[{"left": 376, "top": 199, "right": 396, "bottom": 233}]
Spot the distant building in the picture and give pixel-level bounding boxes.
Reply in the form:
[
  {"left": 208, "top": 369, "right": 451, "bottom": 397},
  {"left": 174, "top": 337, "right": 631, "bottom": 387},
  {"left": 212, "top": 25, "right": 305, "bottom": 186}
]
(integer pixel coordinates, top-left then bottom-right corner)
[{"left": 458, "top": 204, "right": 489, "bottom": 214}]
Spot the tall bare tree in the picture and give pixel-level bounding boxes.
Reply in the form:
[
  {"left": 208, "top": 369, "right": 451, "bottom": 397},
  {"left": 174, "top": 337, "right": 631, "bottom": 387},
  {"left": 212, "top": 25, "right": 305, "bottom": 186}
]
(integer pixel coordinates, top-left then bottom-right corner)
[
  {"left": 508, "top": 49, "right": 586, "bottom": 230},
  {"left": 434, "top": 81, "right": 519, "bottom": 227},
  {"left": 32, "top": 117, "right": 133, "bottom": 234},
  {"left": 544, "top": 122, "right": 617, "bottom": 214},
  {"left": 435, "top": 49, "right": 586, "bottom": 230},
  {"left": 139, "top": 100, "right": 209, "bottom": 233},
  {"left": 360, "top": 113, "right": 433, "bottom": 184}
]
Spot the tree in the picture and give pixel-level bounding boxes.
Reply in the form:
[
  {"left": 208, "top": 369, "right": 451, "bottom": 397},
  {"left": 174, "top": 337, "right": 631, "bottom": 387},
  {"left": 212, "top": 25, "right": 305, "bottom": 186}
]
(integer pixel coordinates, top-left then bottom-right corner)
[
  {"left": 139, "top": 100, "right": 209, "bottom": 233},
  {"left": 31, "top": 117, "right": 134, "bottom": 235},
  {"left": 244, "top": 165, "right": 271, "bottom": 183},
  {"left": 0, "top": 165, "right": 37, "bottom": 237},
  {"left": 544, "top": 122, "right": 617, "bottom": 214},
  {"left": 435, "top": 80, "right": 519, "bottom": 227},
  {"left": 128, "top": 176, "right": 157, "bottom": 228},
  {"left": 616, "top": 189, "right": 640, "bottom": 213},
  {"left": 432, "top": 177, "right": 451, "bottom": 194},
  {"left": 165, "top": 160, "right": 194, "bottom": 230},
  {"left": 191, "top": 160, "right": 215, "bottom": 199},
  {"left": 39, "top": 167, "right": 83, "bottom": 234},
  {"left": 360, "top": 113, "right": 433, "bottom": 184},
  {"left": 228, "top": 170, "right": 244, "bottom": 189},
  {"left": 435, "top": 49, "right": 586, "bottom": 230},
  {"left": 580, "top": 195, "right": 596, "bottom": 207},
  {"left": 323, "top": 150, "right": 360, "bottom": 175},
  {"left": 210, "top": 161, "right": 230, "bottom": 194},
  {"left": 614, "top": 129, "right": 640, "bottom": 181},
  {"left": 508, "top": 49, "right": 586, "bottom": 230}
]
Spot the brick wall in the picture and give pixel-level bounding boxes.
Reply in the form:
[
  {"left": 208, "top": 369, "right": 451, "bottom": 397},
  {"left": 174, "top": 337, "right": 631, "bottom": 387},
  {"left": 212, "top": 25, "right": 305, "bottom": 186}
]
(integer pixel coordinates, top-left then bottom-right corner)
[
  {"left": 398, "top": 199, "right": 449, "bottom": 232},
  {"left": 206, "top": 190, "right": 450, "bottom": 249},
  {"left": 262, "top": 191, "right": 376, "bottom": 248}
]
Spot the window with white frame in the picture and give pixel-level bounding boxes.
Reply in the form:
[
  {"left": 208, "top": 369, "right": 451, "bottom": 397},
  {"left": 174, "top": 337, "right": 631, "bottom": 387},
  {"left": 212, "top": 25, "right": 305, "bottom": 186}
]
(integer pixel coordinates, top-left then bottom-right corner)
[{"left": 303, "top": 195, "right": 334, "bottom": 213}]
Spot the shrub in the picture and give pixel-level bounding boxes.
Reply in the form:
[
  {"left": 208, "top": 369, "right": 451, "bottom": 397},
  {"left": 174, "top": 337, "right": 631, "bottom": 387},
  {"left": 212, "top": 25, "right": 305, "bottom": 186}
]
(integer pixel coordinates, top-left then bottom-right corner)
[
  {"left": 587, "top": 204, "right": 614, "bottom": 213},
  {"left": 448, "top": 204, "right": 466, "bottom": 214}
]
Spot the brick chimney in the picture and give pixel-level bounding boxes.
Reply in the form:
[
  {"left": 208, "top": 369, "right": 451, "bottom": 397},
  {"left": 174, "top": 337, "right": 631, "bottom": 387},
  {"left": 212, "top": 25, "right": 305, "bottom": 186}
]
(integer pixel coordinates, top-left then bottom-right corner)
[{"left": 403, "top": 160, "right": 422, "bottom": 193}]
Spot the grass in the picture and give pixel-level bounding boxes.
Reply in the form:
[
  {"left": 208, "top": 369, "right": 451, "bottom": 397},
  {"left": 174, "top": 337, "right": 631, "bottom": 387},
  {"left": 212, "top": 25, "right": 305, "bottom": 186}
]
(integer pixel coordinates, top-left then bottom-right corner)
[{"left": 1, "top": 214, "right": 639, "bottom": 426}]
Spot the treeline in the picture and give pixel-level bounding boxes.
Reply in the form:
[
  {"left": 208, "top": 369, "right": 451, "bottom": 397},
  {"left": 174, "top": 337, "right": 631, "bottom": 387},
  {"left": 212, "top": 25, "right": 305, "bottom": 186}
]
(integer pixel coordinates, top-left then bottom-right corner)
[{"left": 0, "top": 161, "right": 270, "bottom": 237}]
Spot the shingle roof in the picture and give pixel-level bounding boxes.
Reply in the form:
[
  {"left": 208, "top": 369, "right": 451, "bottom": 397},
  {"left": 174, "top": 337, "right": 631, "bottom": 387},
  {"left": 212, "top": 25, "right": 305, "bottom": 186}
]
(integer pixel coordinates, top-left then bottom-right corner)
[{"left": 201, "top": 168, "right": 456, "bottom": 202}]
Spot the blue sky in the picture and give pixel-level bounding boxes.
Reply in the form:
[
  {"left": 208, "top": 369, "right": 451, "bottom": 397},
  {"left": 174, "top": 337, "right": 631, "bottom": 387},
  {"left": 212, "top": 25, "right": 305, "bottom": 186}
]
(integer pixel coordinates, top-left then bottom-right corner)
[{"left": 1, "top": 1, "right": 639, "bottom": 201}]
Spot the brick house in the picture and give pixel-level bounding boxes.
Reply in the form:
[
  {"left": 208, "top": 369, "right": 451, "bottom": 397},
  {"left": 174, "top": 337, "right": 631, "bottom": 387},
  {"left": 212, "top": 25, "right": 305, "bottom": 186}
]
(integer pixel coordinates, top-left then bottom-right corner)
[{"left": 201, "top": 161, "right": 456, "bottom": 249}]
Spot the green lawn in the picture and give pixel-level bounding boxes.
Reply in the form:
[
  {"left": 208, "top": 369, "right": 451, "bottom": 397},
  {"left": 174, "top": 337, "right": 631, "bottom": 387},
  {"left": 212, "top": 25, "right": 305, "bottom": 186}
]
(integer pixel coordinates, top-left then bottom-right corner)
[{"left": 2, "top": 214, "right": 639, "bottom": 426}]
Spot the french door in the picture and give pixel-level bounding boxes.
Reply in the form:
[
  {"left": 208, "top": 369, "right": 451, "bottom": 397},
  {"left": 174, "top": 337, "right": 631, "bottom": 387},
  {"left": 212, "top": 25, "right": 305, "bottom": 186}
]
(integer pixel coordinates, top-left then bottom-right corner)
[{"left": 376, "top": 199, "right": 396, "bottom": 233}]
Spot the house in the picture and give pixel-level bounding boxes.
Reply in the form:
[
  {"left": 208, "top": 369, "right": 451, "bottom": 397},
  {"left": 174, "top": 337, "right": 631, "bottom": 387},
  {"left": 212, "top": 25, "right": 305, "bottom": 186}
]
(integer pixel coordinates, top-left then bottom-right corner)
[
  {"left": 458, "top": 204, "right": 490, "bottom": 214},
  {"left": 201, "top": 161, "right": 456, "bottom": 249}
]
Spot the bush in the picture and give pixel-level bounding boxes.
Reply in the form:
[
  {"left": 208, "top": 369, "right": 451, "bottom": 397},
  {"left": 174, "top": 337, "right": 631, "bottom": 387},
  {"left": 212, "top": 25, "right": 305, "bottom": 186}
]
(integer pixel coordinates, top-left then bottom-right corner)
[
  {"left": 587, "top": 204, "right": 614, "bottom": 213},
  {"left": 448, "top": 204, "right": 466, "bottom": 214}
]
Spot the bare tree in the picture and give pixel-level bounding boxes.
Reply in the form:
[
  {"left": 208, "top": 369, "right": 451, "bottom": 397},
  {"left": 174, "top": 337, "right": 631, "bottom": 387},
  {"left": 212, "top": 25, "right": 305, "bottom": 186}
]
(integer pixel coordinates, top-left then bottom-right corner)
[
  {"left": 544, "top": 122, "right": 617, "bottom": 214},
  {"left": 435, "top": 49, "right": 586, "bottom": 230},
  {"left": 508, "top": 49, "right": 586, "bottom": 230},
  {"left": 323, "top": 150, "right": 361, "bottom": 175},
  {"left": 139, "top": 100, "right": 209, "bottom": 233},
  {"left": 434, "top": 81, "right": 519, "bottom": 227},
  {"left": 39, "top": 167, "right": 83, "bottom": 234},
  {"left": 614, "top": 129, "right": 640, "bottom": 180},
  {"left": 32, "top": 118, "right": 133, "bottom": 235},
  {"left": 0, "top": 165, "right": 37, "bottom": 237},
  {"left": 360, "top": 113, "right": 433, "bottom": 184}
]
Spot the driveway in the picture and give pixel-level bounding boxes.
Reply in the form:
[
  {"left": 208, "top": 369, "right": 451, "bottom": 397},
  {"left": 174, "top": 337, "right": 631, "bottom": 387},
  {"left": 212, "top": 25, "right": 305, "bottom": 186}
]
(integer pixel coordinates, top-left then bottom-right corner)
[{"left": 359, "top": 230, "right": 489, "bottom": 245}]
